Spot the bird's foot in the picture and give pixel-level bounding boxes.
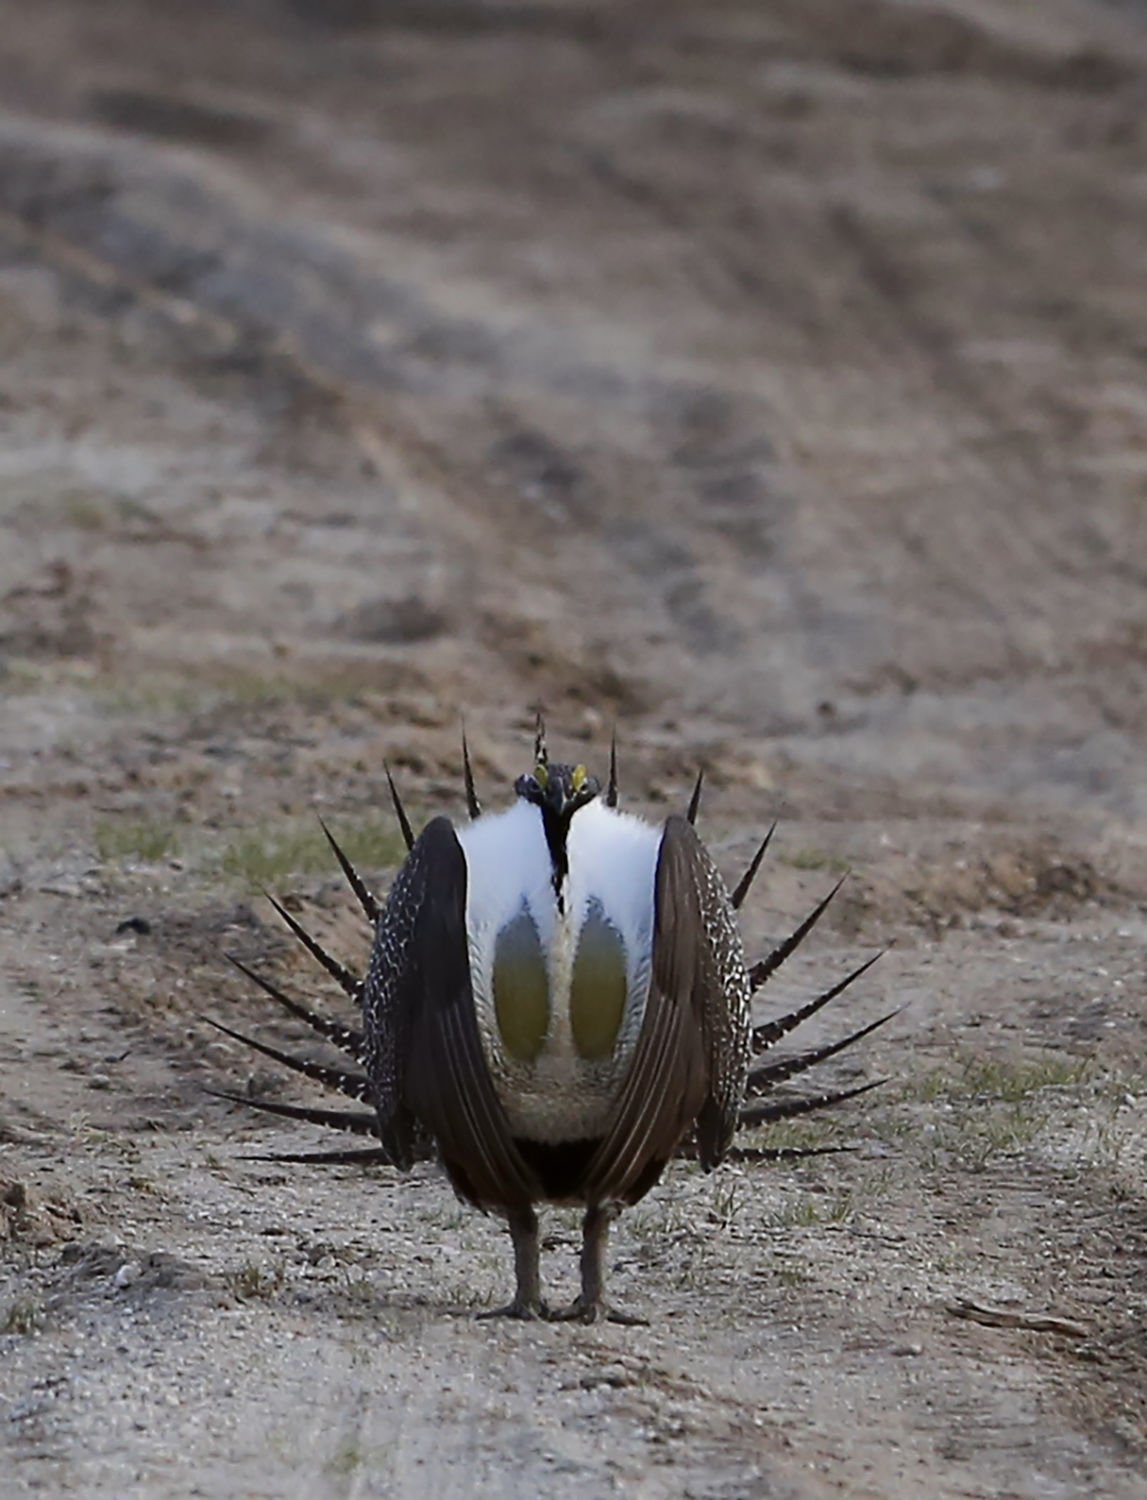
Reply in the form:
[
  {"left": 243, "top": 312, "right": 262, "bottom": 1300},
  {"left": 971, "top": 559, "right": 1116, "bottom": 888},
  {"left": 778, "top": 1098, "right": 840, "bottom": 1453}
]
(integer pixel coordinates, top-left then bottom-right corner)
[
  {"left": 546, "top": 1297, "right": 648, "bottom": 1326},
  {"left": 478, "top": 1296, "right": 549, "bottom": 1322}
]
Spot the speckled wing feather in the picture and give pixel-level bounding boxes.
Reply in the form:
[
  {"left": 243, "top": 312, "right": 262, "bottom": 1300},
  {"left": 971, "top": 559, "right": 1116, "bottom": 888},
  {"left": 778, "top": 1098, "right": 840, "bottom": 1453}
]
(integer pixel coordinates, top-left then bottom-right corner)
[
  {"left": 679, "top": 817, "right": 752, "bottom": 1166},
  {"left": 362, "top": 815, "right": 536, "bottom": 1206},
  {"left": 360, "top": 825, "right": 425, "bottom": 1168},
  {"left": 583, "top": 815, "right": 749, "bottom": 1202}
]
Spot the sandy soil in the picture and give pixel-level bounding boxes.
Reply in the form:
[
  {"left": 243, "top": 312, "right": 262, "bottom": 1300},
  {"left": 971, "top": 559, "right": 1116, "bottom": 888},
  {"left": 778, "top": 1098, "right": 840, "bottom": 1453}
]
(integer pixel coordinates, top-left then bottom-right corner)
[{"left": 1, "top": 1, "right": 1146, "bottom": 1495}]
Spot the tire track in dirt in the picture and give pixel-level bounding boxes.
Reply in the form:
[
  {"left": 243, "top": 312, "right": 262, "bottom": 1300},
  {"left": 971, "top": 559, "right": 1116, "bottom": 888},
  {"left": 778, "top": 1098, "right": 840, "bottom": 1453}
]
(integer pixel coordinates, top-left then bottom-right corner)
[{"left": 1, "top": 0, "right": 1143, "bottom": 791}]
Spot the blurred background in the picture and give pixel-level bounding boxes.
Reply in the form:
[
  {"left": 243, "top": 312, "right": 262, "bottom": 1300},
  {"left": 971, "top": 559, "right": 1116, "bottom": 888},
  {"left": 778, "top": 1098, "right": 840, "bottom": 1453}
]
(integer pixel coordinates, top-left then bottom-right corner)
[
  {"left": 1, "top": 2, "right": 1145, "bottom": 1496},
  {"left": 2, "top": 0, "right": 1144, "bottom": 815}
]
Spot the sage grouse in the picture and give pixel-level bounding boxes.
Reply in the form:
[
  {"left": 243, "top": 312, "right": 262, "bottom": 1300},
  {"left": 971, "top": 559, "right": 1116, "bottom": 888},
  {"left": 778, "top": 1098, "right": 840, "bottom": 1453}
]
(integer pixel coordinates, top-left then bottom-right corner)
[{"left": 210, "top": 722, "right": 891, "bottom": 1322}]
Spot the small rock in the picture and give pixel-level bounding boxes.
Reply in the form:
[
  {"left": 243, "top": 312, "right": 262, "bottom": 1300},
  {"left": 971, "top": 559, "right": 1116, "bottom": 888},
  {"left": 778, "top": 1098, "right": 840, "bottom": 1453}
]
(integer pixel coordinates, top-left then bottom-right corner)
[
  {"left": 578, "top": 1366, "right": 629, "bottom": 1390},
  {"left": 115, "top": 916, "right": 152, "bottom": 936},
  {"left": 114, "top": 1261, "right": 143, "bottom": 1289},
  {"left": 3, "top": 1181, "right": 28, "bottom": 1209}
]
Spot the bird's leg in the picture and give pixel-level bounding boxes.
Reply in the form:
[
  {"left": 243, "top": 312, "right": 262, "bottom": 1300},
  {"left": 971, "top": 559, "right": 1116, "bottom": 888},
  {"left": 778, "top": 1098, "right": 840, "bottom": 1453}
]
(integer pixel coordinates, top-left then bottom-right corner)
[
  {"left": 479, "top": 1206, "right": 547, "bottom": 1320},
  {"left": 549, "top": 1204, "right": 647, "bottom": 1325}
]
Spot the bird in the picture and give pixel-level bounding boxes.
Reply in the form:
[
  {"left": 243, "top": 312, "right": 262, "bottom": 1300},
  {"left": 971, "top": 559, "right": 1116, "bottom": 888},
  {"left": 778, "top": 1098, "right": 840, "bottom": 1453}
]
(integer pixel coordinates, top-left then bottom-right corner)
[{"left": 207, "top": 717, "right": 893, "bottom": 1322}]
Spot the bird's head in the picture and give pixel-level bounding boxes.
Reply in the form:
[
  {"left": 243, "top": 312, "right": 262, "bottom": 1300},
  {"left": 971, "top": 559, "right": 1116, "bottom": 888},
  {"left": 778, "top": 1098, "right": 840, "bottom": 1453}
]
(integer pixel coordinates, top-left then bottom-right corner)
[{"left": 514, "top": 760, "right": 601, "bottom": 823}]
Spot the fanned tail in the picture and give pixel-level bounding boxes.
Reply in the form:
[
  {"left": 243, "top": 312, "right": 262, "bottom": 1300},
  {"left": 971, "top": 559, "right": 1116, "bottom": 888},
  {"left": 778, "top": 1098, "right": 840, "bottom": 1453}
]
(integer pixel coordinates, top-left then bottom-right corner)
[
  {"left": 210, "top": 777, "right": 893, "bottom": 1174},
  {"left": 210, "top": 815, "right": 395, "bottom": 1164},
  {"left": 726, "top": 860, "right": 889, "bottom": 1147}
]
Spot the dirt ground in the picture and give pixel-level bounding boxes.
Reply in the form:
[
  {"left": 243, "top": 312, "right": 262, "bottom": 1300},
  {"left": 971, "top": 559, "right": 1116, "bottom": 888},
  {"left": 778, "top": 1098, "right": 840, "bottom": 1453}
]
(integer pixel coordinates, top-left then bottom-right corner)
[{"left": 1, "top": 0, "right": 1146, "bottom": 1495}]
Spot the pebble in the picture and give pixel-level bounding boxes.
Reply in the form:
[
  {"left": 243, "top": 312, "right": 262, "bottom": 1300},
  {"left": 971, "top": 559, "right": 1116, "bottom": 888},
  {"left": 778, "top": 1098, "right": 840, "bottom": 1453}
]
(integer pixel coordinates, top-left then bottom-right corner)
[{"left": 114, "top": 916, "right": 152, "bottom": 936}]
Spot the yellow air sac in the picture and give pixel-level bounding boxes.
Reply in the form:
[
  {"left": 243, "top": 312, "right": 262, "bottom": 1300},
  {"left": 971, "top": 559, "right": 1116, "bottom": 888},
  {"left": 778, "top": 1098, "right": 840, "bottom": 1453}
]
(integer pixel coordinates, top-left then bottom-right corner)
[
  {"left": 570, "top": 905, "right": 628, "bottom": 1062},
  {"left": 493, "top": 909, "right": 550, "bottom": 1062}
]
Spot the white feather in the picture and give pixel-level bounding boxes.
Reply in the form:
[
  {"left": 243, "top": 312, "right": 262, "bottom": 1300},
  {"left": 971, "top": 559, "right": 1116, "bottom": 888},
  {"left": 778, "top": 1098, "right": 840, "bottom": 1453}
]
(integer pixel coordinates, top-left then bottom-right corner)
[
  {"left": 564, "top": 799, "right": 660, "bottom": 975},
  {"left": 455, "top": 799, "right": 555, "bottom": 967},
  {"left": 457, "top": 794, "right": 662, "bottom": 1145}
]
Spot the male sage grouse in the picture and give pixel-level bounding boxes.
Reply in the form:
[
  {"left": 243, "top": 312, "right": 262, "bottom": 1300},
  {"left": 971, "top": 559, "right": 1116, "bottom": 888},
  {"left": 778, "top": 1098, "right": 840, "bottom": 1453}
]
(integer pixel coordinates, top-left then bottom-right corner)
[{"left": 210, "top": 720, "right": 891, "bottom": 1322}]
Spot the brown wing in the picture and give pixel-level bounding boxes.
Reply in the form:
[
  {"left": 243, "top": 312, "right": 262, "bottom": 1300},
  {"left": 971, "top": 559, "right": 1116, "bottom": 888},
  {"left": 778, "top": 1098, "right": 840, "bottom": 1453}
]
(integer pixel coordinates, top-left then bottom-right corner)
[
  {"left": 368, "top": 816, "right": 537, "bottom": 1210},
  {"left": 583, "top": 814, "right": 743, "bottom": 1204}
]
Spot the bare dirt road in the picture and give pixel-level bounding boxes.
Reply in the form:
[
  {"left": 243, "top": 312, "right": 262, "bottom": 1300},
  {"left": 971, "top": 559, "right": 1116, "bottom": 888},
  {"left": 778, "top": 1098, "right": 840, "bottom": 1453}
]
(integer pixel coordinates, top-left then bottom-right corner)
[{"left": 1, "top": 1, "right": 1145, "bottom": 1495}]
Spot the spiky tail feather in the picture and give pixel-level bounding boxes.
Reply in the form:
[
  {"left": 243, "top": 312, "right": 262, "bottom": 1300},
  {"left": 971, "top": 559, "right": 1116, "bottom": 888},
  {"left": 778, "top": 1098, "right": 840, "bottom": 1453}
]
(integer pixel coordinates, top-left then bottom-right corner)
[
  {"left": 244, "top": 1147, "right": 396, "bottom": 1166},
  {"left": 731, "top": 824, "right": 776, "bottom": 911},
  {"left": 261, "top": 893, "right": 361, "bottom": 999},
  {"left": 723, "top": 1144, "right": 855, "bottom": 1164},
  {"left": 461, "top": 730, "right": 482, "bottom": 820},
  {"left": 746, "top": 1008, "right": 898, "bottom": 1095},
  {"left": 751, "top": 952, "right": 883, "bottom": 1053},
  {"left": 204, "top": 1018, "right": 373, "bottom": 1103},
  {"left": 675, "top": 1139, "right": 853, "bottom": 1163},
  {"left": 205, "top": 1088, "right": 378, "bottom": 1136},
  {"left": 385, "top": 763, "right": 415, "bottom": 852},
  {"left": 737, "top": 1078, "right": 884, "bottom": 1132},
  {"left": 318, "top": 817, "right": 379, "bottom": 925},
  {"left": 748, "top": 876, "right": 848, "bottom": 992},
  {"left": 685, "top": 768, "right": 704, "bottom": 825},
  {"left": 225, "top": 955, "right": 365, "bottom": 1061}
]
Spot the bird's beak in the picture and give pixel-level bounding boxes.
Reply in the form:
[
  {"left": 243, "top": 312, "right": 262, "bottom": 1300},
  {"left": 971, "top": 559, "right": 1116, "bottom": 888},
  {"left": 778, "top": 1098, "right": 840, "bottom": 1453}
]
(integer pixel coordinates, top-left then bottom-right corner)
[{"left": 555, "top": 766, "right": 591, "bottom": 818}]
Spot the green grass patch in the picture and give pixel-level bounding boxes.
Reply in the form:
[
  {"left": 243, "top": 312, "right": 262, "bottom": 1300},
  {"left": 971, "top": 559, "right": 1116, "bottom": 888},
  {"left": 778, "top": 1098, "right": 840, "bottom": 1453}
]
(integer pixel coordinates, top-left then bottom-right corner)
[
  {"left": 743, "top": 1116, "right": 842, "bottom": 1153},
  {"left": 777, "top": 847, "right": 851, "bottom": 875},
  {"left": 95, "top": 816, "right": 180, "bottom": 864},
  {"left": 219, "top": 816, "right": 407, "bottom": 887},
  {"left": 768, "top": 1194, "right": 825, "bottom": 1230},
  {"left": 774, "top": 1259, "right": 811, "bottom": 1288},
  {"left": 761, "top": 1190, "right": 856, "bottom": 1231},
  {"left": 325, "top": 1440, "right": 384, "bottom": 1480},
  {"left": 1, "top": 1297, "right": 46, "bottom": 1336},
  {"left": 62, "top": 493, "right": 111, "bottom": 531},
  {"left": 97, "top": 662, "right": 397, "bottom": 720},
  {"left": 953, "top": 1104, "right": 1046, "bottom": 1170},
  {"left": 888, "top": 1052, "right": 1104, "bottom": 1171},
  {"left": 961, "top": 1055, "right": 1094, "bottom": 1101},
  {"left": 902, "top": 1053, "right": 1093, "bottom": 1107},
  {"left": 227, "top": 1261, "right": 285, "bottom": 1301},
  {"left": 0, "top": 661, "right": 45, "bottom": 695}
]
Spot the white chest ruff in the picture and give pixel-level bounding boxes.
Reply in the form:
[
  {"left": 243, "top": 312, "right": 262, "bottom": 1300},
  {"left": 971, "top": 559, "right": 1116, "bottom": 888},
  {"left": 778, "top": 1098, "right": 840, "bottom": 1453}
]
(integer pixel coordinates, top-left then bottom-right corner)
[{"left": 457, "top": 799, "right": 661, "bottom": 1142}]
